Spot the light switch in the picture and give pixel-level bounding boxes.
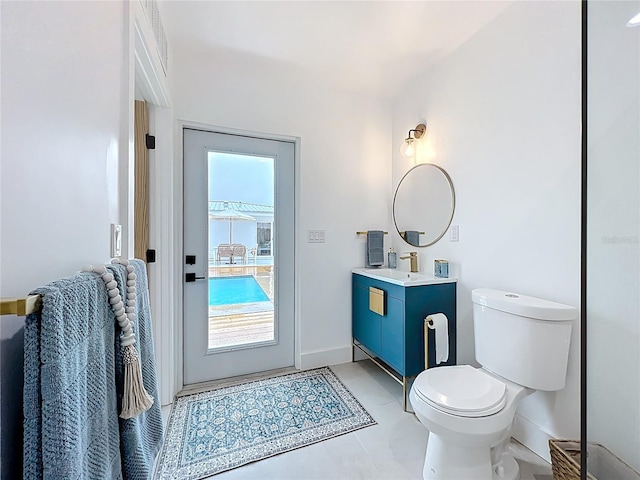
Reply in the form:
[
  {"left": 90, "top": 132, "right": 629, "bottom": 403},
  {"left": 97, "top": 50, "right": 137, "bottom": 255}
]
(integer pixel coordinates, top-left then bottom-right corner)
[
  {"left": 111, "top": 223, "right": 122, "bottom": 257},
  {"left": 450, "top": 225, "right": 459, "bottom": 242},
  {"left": 308, "top": 230, "right": 325, "bottom": 243}
]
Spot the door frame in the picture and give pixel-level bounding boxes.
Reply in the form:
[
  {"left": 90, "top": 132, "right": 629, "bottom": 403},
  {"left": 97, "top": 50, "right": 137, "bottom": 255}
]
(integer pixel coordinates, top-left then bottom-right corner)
[
  {"left": 130, "top": 0, "right": 175, "bottom": 407},
  {"left": 175, "top": 120, "right": 301, "bottom": 392}
]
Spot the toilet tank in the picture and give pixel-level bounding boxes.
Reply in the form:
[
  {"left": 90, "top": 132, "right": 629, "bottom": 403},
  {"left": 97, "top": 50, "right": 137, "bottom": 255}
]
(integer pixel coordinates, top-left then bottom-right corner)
[{"left": 472, "top": 288, "right": 576, "bottom": 391}]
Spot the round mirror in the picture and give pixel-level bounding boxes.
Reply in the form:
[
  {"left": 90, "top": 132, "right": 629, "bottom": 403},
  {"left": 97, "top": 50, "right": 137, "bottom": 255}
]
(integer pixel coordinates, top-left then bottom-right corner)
[{"left": 392, "top": 163, "right": 455, "bottom": 247}]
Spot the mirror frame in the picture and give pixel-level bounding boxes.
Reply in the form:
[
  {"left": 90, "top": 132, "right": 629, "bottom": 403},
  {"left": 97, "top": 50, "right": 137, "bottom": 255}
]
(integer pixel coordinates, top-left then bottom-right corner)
[{"left": 392, "top": 163, "right": 456, "bottom": 247}]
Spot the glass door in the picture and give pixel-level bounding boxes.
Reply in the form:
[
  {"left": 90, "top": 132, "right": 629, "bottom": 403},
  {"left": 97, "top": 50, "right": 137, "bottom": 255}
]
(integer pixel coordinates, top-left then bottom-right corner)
[{"left": 183, "top": 128, "right": 295, "bottom": 385}]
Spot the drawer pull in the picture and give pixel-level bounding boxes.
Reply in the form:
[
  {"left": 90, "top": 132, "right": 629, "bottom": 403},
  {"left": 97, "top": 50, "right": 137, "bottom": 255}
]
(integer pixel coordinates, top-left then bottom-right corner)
[{"left": 369, "top": 287, "right": 385, "bottom": 316}]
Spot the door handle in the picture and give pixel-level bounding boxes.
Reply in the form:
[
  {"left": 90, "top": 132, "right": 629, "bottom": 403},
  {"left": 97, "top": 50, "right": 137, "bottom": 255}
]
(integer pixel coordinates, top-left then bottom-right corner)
[{"left": 185, "top": 273, "right": 206, "bottom": 282}]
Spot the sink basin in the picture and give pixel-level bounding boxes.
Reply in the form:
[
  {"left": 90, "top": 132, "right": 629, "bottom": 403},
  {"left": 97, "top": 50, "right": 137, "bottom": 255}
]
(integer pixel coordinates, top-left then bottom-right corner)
[{"left": 352, "top": 268, "right": 455, "bottom": 287}]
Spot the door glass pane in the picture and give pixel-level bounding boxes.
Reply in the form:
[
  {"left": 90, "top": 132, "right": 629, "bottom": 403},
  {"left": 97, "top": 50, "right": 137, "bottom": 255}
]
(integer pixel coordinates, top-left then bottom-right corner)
[{"left": 207, "top": 151, "right": 275, "bottom": 350}]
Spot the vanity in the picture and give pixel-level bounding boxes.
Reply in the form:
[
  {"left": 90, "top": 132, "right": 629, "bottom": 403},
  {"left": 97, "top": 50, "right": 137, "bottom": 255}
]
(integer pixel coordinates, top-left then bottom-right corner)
[
  {"left": 353, "top": 160, "right": 458, "bottom": 410},
  {"left": 352, "top": 267, "right": 457, "bottom": 410}
]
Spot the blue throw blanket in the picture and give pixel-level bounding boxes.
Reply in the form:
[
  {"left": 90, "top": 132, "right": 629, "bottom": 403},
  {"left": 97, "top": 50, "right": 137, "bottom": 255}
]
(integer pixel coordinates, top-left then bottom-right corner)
[
  {"left": 108, "top": 260, "right": 163, "bottom": 479},
  {"left": 24, "top": 272, "right": 123, "bottom": 480},
  {"left": 24, "top": 260, "right": 163, "bottom": 480}
]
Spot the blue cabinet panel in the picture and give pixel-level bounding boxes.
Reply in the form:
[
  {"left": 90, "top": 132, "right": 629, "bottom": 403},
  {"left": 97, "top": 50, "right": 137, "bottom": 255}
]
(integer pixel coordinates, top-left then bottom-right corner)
[
  {"left": 381, "top": 295, "right": 404, "bottom": 372},
  {"left": 352, "top": 282, "right": 381, "bottom": 355},
  {"left": 405, "top": 282, "right": 457, "bottom": 376}
]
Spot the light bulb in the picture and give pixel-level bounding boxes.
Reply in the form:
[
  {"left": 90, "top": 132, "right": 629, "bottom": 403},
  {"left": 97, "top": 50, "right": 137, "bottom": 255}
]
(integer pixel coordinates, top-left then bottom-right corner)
[
  {"left": 627, "top": 11, "right": 640, "bottom": 27},
  {"left": 400, "top": 138, "right": 416, "bottom": 158}
]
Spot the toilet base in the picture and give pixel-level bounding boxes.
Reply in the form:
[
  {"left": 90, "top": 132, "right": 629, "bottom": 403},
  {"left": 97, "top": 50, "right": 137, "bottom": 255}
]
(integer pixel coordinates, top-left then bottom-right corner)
[
  {"left": 423, "top": 433, "right": 492, "bottom": 479},
  {"left": 421, "top": 434, "right": 521, "bottom": 480},
  {"left": 493, "top": 451, "right": 520, "bottom": 480}
]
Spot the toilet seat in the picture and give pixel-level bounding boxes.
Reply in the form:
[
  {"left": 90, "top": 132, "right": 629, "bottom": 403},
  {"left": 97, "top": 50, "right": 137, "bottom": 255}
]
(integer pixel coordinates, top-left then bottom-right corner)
[{"left": 413, "top": 365, "right": 507, "bottom": 417}]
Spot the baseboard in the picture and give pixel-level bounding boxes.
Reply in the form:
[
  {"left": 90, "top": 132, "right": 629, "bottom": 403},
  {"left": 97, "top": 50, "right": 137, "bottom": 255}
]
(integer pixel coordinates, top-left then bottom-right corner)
[
  {"left": 300, "top": 346, "right": 352, "bottom": 370},
  {"left": 512, "top": 413, "right": 553, "bottom": 463}
]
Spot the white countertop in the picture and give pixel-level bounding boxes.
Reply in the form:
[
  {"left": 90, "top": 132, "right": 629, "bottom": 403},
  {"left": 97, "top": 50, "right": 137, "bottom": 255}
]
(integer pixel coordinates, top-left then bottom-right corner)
[{"left": 352, "top": 268, "right": 457, "bottom": 287}]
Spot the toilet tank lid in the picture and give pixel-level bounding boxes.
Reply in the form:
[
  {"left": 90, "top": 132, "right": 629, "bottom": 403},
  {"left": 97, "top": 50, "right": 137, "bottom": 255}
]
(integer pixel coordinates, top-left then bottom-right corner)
[{"left": 472, "top": 288, "right": 577, "bottom": 321}]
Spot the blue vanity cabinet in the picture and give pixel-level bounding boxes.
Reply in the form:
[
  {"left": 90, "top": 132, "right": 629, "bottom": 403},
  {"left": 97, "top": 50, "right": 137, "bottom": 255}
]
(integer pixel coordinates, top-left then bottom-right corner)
[{"left": 352, "top": 272, "right": 457, "bottom": 380}]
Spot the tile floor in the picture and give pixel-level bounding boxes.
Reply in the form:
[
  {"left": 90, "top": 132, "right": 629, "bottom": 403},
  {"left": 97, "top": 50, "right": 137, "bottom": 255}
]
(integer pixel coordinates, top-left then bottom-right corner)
[{"left": 160, "top": 359, "right": 553, "bottom": 479}]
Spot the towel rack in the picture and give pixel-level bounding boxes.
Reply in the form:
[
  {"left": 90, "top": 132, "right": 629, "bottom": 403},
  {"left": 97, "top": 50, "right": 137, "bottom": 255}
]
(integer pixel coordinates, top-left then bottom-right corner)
[
  {"left": 400, "top": 231, "right": 425, "bottom": 235},
  {"left": 356, "top": 231, "right": 388, "bottom": 235},
  {"left": 1, "top": 295, "right": 41, "bottom": 316}
]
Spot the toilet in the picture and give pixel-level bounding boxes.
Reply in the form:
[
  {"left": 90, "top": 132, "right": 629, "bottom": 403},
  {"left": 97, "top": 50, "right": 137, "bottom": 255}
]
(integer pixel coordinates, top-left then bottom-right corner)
[{"left": 410, "top": 288, "right": 576, "bottom": 480}]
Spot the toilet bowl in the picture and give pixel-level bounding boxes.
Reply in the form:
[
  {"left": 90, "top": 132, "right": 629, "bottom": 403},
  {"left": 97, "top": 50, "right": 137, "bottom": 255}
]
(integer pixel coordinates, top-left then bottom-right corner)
[
  {"left": 410, "top": 288, "right": 576, "bottom": 480},
  {"left": 410, "top": 365, "right": 532, "bottom": 480}
]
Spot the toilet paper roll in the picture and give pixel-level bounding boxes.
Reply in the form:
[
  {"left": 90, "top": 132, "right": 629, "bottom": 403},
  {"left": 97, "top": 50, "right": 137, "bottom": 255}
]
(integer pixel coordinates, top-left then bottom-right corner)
[{"left": 427, "top": 313, "right": 449, "bottom": 365}]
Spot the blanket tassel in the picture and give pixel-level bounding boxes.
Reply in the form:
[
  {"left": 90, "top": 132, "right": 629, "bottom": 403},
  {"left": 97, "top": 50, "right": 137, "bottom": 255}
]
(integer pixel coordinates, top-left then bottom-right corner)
[{"left": 120, "top": 344, "right": 154, "bottom": 419}]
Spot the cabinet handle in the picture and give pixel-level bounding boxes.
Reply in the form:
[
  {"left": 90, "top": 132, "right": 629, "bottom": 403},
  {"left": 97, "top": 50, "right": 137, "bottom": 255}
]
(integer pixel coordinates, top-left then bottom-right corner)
[{"left": 369, "top": 287, "right": 385, "bottom": 316}]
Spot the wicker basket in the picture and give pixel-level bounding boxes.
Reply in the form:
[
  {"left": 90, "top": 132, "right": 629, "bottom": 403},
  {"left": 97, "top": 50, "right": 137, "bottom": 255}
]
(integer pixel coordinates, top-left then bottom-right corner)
[
  {"left": 549, "top": 439, "right": 640, "bottom": 480},
  {"left": 549, "top": 439, "right": 590, "bottom": 480}
]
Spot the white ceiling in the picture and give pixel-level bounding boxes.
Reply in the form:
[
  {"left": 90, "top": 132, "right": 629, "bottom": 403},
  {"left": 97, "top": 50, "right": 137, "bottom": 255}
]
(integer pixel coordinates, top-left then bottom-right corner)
[{"left": 159, "top": 1, "right": 513, "bottom": 98}]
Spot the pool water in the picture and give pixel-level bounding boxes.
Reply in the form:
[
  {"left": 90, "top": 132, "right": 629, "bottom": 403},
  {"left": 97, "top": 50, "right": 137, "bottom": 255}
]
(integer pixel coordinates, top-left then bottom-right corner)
[{"left": 209, "top": 275, "right": 269, "bottom": 306}]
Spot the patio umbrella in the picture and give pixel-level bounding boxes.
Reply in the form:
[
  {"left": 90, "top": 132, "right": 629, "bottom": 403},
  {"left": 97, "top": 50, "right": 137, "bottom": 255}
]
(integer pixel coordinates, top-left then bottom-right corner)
[{"left": 209, "top": 208, "right": 255, "bottom": 244}]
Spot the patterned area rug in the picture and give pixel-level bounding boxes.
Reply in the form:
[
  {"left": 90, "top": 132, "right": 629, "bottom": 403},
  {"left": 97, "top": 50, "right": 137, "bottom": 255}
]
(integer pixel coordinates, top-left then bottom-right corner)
[{"left": 154, "top": 367, "right": 376, "bottom": 480}]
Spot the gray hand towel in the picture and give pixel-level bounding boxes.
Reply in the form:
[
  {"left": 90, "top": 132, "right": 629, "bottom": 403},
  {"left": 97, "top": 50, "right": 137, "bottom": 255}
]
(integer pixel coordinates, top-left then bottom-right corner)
[
  {"left": 404, "top": 230, "right": 420, "bottom": 246},
  {"left": 367, "top": 230, "right": 384, "bottom": 267}
]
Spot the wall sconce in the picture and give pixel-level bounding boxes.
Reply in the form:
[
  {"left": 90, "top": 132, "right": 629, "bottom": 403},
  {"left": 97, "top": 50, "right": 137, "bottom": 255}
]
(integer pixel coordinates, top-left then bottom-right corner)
[{"left": 400, "top": 123, "right": 427, "bottom": 158}]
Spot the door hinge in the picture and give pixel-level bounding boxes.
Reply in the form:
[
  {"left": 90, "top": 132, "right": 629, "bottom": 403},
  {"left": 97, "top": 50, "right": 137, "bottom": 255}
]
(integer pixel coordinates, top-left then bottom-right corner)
[
  {"left": 145, "top": 134, "right": 156, "bottom": 150},
  {"left": 146, "top": 249, "right": 156, "bottom": 263}
]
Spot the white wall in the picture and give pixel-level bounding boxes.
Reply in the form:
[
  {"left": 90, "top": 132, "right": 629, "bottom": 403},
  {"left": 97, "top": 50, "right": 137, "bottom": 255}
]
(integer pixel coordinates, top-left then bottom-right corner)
[
  {"left": 169, "top": 42, "right": 392, "bottom": 369},
  {"left": 391, "top": 1, "right": 582, "bottom": 460},
  {"left": 0, "top": 2, "right": 130, "bottom": 477},
  {"left": 587, "top": 0, "right": 640, "bottom": 471}
]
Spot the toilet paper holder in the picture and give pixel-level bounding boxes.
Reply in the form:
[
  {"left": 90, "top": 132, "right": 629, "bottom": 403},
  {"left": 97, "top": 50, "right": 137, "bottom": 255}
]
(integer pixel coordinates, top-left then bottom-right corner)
[
  {"left": 423, "top": 317, "right": 430, "bottom": 370},
  {"left": 424, "top": 314, "right": 450, "bottom": 369}
]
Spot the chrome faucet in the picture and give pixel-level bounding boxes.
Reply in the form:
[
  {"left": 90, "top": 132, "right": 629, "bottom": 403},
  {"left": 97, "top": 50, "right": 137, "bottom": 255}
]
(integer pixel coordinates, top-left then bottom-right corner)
[{"left": 399, "top": 252, "right": 419, "bottom": 273}]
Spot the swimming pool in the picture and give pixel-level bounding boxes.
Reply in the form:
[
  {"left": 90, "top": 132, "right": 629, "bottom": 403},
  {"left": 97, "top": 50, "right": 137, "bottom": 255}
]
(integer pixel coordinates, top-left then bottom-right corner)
[{"left": 209, "top": 275, "right": 270, "bottom": 306}]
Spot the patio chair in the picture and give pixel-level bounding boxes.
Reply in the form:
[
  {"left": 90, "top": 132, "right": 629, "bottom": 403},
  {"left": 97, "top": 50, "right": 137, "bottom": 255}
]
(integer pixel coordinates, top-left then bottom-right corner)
[
  {"left": 217, "top": 244, "right": 233, "bottom": 264},
  {"left": 231, "top": 244, "right": 247, "bottom": 264},
  {"left": 248, "top": 246, "right": 257, "bottom": 264}
]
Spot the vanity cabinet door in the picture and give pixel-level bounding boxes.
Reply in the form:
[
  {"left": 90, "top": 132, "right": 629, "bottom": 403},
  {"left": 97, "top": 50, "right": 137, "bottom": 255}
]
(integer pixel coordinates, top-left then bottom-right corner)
[
  {"left": 352, "top": 283, "right": 382, "bottom": 356},
  {"left": 381, "top": 295, "right": 405, "bottom": 373},
  {"left": 405, "top": 282, "right": 457, "bottom": 375}
]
